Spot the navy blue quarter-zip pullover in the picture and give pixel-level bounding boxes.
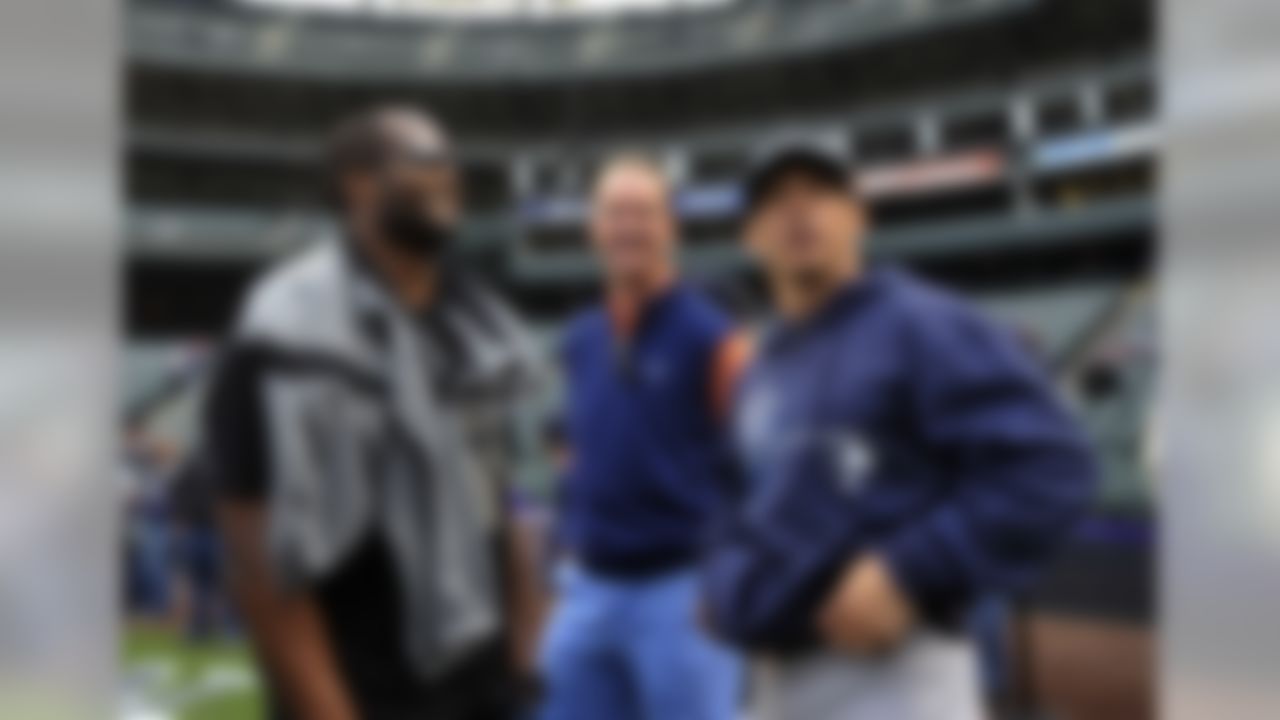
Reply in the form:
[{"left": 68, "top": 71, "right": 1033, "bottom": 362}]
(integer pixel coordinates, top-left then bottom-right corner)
[
  {"left": 559, "top": 284, "right": 736, "bottom": 576},
  {"left": 705, "top": 267, "right": 1098, "bottom": 651}
]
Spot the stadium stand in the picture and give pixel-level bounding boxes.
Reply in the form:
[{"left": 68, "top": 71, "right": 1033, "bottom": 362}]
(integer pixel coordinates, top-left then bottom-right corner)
[{"left": 122, "top": 2, "right": 1156, "bottom": 717}]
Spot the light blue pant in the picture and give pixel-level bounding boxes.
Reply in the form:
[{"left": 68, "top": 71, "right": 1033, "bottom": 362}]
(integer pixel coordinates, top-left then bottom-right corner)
[{"left": 538, "top": 562, "right": 742, "bottom": 720}]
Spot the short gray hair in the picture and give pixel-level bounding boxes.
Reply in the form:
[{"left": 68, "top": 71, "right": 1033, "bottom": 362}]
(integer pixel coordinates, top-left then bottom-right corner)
[{"left": 592, "top": 151, "right": 673, "bottom": 201}]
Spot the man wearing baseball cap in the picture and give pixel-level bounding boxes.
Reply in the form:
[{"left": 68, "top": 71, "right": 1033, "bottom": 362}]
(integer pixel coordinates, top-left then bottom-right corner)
[{"left": 701, "top": 142, "right": 1098, "bottom": 720}]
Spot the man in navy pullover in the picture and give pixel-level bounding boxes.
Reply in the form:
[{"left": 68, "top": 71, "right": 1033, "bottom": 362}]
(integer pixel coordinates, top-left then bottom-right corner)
[
  {"left": 703, "top": 144, "right": 1098, "bottom": 720},
  {"left": 537, "top": 155, "right": 747, "bottom": 720}
]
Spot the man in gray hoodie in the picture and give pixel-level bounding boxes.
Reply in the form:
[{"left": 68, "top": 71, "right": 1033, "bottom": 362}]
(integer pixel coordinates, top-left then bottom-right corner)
[{"left": 203, "top": 106, "right": 545, "bottom": 720}]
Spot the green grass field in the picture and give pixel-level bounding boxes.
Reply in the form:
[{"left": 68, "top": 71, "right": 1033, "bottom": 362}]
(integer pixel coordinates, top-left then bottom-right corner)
[{"left": 123, "top": 626, "right": 263, "bottom": 720}]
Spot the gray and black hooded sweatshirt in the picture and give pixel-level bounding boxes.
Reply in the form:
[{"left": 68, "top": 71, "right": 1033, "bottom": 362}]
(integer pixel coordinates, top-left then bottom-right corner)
[{"left": 202, "top": 238, "right": 542, "bottom": 690}]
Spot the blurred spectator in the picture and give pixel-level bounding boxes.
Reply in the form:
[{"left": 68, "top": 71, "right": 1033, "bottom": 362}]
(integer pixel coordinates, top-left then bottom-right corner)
[
  {"left": 122, "top": 422, "right": 179, "bottom": 623},
  {"left": 169, "top": 455, "right": 231, "bottom": 642}
]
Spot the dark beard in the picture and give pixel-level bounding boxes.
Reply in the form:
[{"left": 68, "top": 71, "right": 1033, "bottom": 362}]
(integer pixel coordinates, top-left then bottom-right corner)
[
  {"left": 378, "top": 197, "right": 454, "bottom": 257},
  {"left": 790, "top": 266, "right": 833, "bottom": 295}
]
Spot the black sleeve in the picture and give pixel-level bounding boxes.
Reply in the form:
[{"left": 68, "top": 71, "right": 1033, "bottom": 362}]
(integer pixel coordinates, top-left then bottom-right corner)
[{"left": 202, "top": 344, "right": 271, "bottom": 500}]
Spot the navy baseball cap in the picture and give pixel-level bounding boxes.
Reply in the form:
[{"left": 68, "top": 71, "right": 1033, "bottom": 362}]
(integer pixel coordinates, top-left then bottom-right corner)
[{"left": 744, "top": 140, "right": 853, "bottom": 214}]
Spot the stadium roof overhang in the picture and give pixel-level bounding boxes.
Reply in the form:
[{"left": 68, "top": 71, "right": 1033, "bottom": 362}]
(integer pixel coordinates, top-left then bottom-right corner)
[
  {"left": 127, "top": 0, "right": 1039, "bottom": 83},
  {"left": 241, "top": 0, "right": 734, "bottom": 20}
]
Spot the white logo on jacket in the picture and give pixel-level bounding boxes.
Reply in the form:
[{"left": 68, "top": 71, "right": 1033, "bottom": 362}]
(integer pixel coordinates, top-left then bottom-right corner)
[{"left": 826, "top": 431, "right": 877, "bottom": 495}]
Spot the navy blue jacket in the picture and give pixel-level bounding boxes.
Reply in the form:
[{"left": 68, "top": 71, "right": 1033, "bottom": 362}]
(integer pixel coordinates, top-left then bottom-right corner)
[
  {"left": 704, "top": 268, "right": 1097, "bottom": 651},
  {"left": 559, "top": 284, "right": 734, "bottom": 575}
]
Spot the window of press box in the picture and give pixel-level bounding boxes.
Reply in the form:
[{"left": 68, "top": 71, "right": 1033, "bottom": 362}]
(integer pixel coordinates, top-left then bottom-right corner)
[
  {"left": 682, "top": 217, "right": 740, "bottom": 247},
  {"left": 528, "top": 163, "right": 561, "bottom": 196},
  {"left": 855, "top": 123, "right": 916, "bottom": 165},
  {"left": 461, "top": 162, "right": 512, "bottom": 214},
  {"left": 129, "top": 155, "right": 319, "bottom": 209},
  {"left": 870, "top": 186, "right": 1013, "bottom": 229},
  {"left": 1036, "top": 95, "right": 1086, "bottom": 138},
  {"left": 1033, "top": 159, "right": 1155, "bottom": 210},
  {"left": 941, "top": 109, "right": 1010, "bottom": 151},
  {"left": 526, "top": 225, "right": 586, "bottom": 253},
  {"left": 689, "top": 149, "right": 751, "bottom": 185},
  {"left": 1104, "top": 78, "right": 1156, "bottom": 125},
  {"left": 559, "top": 157, "right": 600, "bottom": 195}
]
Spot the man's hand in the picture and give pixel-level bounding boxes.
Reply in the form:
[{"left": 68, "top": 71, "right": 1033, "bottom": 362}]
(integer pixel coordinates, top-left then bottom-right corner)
[
  {"left": 816, "top": 554, "right": 915, "bottom": 655},
  {"left": 505, "top": 515, "right": 550, "bottom": 680}
]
